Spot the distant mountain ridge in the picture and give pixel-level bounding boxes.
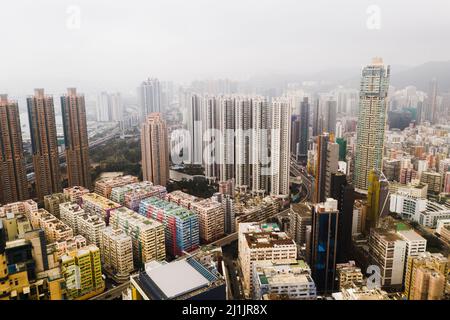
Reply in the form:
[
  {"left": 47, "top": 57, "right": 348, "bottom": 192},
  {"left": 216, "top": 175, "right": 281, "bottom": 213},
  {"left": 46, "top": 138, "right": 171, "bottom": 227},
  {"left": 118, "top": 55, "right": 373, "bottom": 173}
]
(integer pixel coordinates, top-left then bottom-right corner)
[{"left": 390, "top": 61, "right": 450, "bottom": 92}]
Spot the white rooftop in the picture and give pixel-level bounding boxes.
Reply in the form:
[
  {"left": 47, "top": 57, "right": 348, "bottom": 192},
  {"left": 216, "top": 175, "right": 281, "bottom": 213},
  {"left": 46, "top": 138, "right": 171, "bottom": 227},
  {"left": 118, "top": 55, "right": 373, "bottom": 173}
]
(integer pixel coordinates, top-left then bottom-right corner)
[{"left": 145, "top": 259, "right": 210, "bottom": 299}]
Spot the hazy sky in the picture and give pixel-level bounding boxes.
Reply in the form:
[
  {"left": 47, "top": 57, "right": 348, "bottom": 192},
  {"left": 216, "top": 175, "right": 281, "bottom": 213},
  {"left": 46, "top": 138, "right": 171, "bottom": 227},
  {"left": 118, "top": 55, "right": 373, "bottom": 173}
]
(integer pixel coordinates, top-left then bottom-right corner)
[{"left": 1, "top": 0, "right": 449, "bottom": 95}]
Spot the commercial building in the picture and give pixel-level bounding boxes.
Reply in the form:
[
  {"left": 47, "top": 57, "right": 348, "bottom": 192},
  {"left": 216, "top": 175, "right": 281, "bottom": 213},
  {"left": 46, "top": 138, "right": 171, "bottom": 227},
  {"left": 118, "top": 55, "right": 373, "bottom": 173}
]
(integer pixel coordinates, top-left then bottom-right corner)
[
  {"left": 369, "top": 228, "right": 406, "bottom": 287},
  {"left": 310, "top": 198, "right": 339, "bottom": 293},
  {"left": 61, "top": 88, "right": 91, "bottom": 188},
  {"left": 332, "top": 284, "right": 391, "bottom": 300},
  {"left": 238, "top": 223, "right": 297, "bottom": 297},
  {"left": 0, "top": 94, "right": 29, "bottom": 204},
  {"left": 287, "top": 203, "right": 312, "bottom": 251},
  {"left": 420, "top": 171, "right": 442, "bottom": 196},
  {"left": 128, "top": 256, "right": 225, "bottom": 300},
  {"left": 27, "top": 89, "right": 61, "bottom": 200},
  {"left": 252, "top": 260, "right": 316, "bottom": 300},
  {"left": 335, "top": 261, "right": 364, "bottom": 289}
]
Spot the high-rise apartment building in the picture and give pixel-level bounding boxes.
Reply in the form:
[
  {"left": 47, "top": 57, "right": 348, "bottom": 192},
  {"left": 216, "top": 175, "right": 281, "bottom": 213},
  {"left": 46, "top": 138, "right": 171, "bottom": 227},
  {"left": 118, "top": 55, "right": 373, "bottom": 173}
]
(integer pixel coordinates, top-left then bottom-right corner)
[
  {"left": 186, "top": 94, "right": 204, "bottom": 165},
  {"left": 0, "top": 94, "right": 29, "bottom": 204},
  {"left": 94, "top": 175, "right": 139, "bottom": 199},
  {"left": 60, "top": 244, "right": 104, "bottom": 299},
  {"left": 141, "top": 113, "right": 169, "bottom": 186},
  {"left": 100, "top": 227, "right": 134, "bottom": 278},
  {"left": 139, "top": 78, "right": 162, "bottom": 119},
  {"left": 61, "top": 88, "right": 91, "bottom": 189},
  {"left": 63, "top": 186, "right": 89, "bottom": 205},
  {"left": 109, "top": 207, "right": 166, "bottom": 267},
  {"left": 251, "top": 97, "right": 270, "bottom": 196},
  {"left": 235, "top": 97, "right": 252, "bottom": 191},
  {"left": 27, "top": 89, "right": 61, "bottom": 200},
  {"left": 220, "top": 97, "right": 236, "bottom": 182},
  {"left": 43, "top": 193, "right": 69, "bottom": 218},
  {"left": 270, "top": 98, "right": 291, "bottom": 199},
  {"left": 139, "top": 197, "right": 199, "bottom": 257},
  {"left": 404, "top": 252, "right": 448, "bottom": 300},
  {"left": 190, "top": 198, "right": 224, "bottom": 243},
  {"left": 354, "top": 58, "right": 390, "bottom": 192},
  {"left": 203, "top": 96, "right": 221, "bottom": 181}
]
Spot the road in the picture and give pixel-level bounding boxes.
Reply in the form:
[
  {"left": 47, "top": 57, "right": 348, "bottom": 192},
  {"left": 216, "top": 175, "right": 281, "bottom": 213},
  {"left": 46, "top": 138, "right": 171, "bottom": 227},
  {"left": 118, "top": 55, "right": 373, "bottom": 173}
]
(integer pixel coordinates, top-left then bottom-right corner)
[
  {"left": 89, "top": 281, "right": 130, "bottom": 300},
  {"left": 290, "top": 156, "right": 313, "bottom": 202}
]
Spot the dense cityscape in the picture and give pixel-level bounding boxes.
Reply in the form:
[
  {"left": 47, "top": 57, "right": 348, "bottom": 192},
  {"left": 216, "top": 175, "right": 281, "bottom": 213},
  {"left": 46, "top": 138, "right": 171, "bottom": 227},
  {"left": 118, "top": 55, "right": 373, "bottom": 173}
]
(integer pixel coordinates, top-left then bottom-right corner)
[{"left": 1, "top": 1, "right": 450, "bottom": 308}]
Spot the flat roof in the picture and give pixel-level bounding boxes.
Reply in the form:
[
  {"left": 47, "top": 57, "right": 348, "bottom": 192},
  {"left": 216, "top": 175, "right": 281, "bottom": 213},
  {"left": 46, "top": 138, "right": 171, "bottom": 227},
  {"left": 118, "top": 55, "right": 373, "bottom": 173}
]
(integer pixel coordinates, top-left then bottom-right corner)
[
  {"left": 145, "top": 259, "right": 210, "bottom": 299},
  {"left": 397, "top": 229, "right": 426, "bottom": 242}
]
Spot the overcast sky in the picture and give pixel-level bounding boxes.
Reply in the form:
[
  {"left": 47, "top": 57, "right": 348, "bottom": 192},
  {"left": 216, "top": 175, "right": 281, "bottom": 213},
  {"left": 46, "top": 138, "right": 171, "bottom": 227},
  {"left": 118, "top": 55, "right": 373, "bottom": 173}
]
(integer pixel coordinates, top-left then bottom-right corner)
[{"left": 1, "top": 0, "right": 449, "bottom": 95}]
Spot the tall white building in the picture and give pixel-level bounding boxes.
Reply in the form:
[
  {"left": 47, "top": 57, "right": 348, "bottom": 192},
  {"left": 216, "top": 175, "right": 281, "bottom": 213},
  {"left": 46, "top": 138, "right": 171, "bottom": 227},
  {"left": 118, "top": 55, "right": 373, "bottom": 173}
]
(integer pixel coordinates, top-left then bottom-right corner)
[
  {"left": 96, "top": 91, "right": 110, "bottom": 122},
  {"left": 369, "top": 228, "right": 406, "bottom": 287},
  {"left": 185, "top": 93, "right": 204, "bottom": 165},
  {"left": 220, "top": 97, "right": 235, "bottom": 182},
  {"left": 139, "top": 78, "right": 162, "bottom": 119},
  {"left": 235, "top": 97, "right": 252, "bottom": 191},
  {"left": 354, "top": 58, "right": 390, "bottom": 192},
  {"left": 238, "top": 223, "right": 297, "bottom": 297},
  {"left": 251, "top": 97, "right": 270, "bottom": 196},
  {"left": 270, "top": 97, "right": 291, "bottom": 199},
  {"left": 203, "top": 96, "right": 221, "bottom": 181}
]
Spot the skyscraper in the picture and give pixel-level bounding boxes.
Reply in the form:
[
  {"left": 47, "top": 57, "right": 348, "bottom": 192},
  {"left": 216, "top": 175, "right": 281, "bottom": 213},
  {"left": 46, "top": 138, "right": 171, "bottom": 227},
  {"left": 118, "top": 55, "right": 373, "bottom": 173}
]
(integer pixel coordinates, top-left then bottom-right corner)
[
  {"left": 330, "top": 172, "right": 355, "bottom": 263},
  {"left": 235, "top": 97, "right": 252, "bottom": 191},
  {"left": 313, "top": 133, "right": 338, "bottom": 203},
  {"left": 139, "top": 78, "right": 162, "bottom": 119},
  {"left": 186, "top": 94, "right": 203, "bottom": 165},
  {"left": 324, "top": 100, "right": 337, "bottom": 136},
  {"left": 96, "top": 91, "right": 110, "bottom": 122},
  {"left": 310, "top": 198, "right": 339, "bottom": 294},
  {"left": 27, "top": 89, "right": 61, "bottom": 200},
  {"left": 220, "top": 97, "right": 235, "bottom": 182},
  {"left": 141, "top": 113, "right": 169, "bottom": 186},
  {"left": 251, "top": 97, "right": 270, "bottom": 196},
  {"left": 271, "top": 97, "right": 291, "bottom": 199},
  {"left": 203, "top": 96, "right": 221, "bottom": 181},
  {"left": 291, "top": 115, "right": 301, "bottom": 158},
  {"left": 299, "top": 97, "right": 310, "bottom": 164},
  {"left": 0, "top": 94, "right": 29, "bottom": 203},
  {"left": 366, "top": 170, "right": 389, "bottom": 233},
  {"left": 354, "top": 58, "right": 390, "bottom": 193},
  {"left": 425, "top": 78, "right": 438, "bottom": 124},
  {"left": 61, "top": 88, "right": 91, "bottom": 189}
]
